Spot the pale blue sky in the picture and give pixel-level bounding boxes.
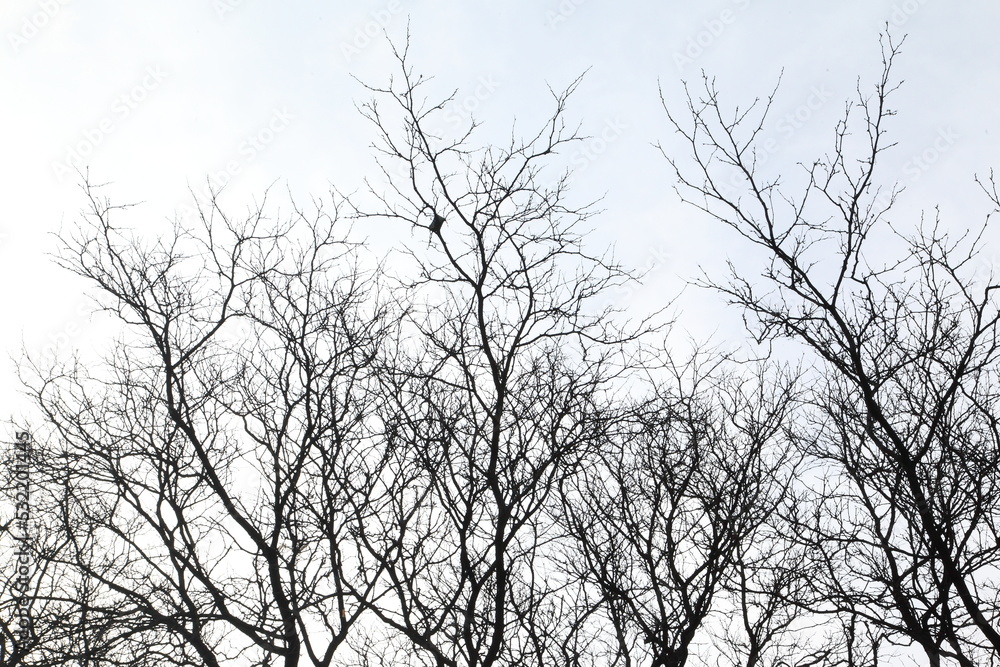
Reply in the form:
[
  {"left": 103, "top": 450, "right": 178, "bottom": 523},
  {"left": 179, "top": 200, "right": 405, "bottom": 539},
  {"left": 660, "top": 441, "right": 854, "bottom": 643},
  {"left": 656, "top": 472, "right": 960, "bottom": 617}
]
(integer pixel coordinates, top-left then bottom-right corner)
[{"left": 2, "top": 0, "right": 999, "bottom": 423}]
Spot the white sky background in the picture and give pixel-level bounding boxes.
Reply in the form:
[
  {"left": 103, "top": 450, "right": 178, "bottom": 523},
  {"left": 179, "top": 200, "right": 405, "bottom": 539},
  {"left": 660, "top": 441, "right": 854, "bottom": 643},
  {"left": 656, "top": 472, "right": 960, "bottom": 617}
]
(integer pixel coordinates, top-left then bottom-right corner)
[{"left": 1, "top": 0, "right": 999, "bottom": 425}]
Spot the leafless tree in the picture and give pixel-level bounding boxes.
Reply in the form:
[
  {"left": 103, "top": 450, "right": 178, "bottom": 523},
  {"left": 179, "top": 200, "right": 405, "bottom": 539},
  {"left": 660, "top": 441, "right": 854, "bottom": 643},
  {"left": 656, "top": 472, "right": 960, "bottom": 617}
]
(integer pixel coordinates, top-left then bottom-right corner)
[
  {"left": 557, "top": 352, "right": 818, "bottom": 667},
  {"left": 344, "top": 40, "right": 655, "bottom": 667},
  {"left": 21, "top": 28, "right": 994, "bottom": 667},
  {"left": 663, "top": 32, "right": 1000, "bottom": 666},
  {"left": 16, "top": 181, "right": 395, "bottom": 666}
]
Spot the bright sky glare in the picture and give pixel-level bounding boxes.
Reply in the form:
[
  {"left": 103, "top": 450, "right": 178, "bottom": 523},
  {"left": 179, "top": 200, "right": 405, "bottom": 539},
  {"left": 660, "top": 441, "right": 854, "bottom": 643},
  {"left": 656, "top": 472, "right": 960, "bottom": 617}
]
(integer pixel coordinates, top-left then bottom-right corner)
[{"left": 2, "top": 0, "right": 999, "bottom": 427}]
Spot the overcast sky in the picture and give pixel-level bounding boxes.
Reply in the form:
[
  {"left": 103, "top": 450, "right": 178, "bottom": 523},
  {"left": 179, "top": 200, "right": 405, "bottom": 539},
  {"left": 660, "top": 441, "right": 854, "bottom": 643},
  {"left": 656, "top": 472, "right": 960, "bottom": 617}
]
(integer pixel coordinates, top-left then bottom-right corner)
[{"left": 2, "top": 0, "right": 999, "bottom": 424}]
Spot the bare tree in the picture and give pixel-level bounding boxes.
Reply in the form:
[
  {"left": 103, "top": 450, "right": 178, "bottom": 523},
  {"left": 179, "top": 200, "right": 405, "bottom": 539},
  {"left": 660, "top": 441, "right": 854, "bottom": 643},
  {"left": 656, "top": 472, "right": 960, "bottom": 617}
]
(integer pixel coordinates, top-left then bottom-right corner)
[
  {"left": 664, "top": 32, "right": 1000, "bottom": 666},
  {"left": 0, "top": 433, "right": 94, "bottom": 667},
  {"left": 345, "top": 41, "right": 654, "bottom": 667},
  {"left": 17, "top": 181, "right": 394, "bottom": 666},
  {"left": 24, "top": 29, "right": 996, "bottom": 667},
  {"left": 557, "top": 353, "right": 814, "bottom": 667}
]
